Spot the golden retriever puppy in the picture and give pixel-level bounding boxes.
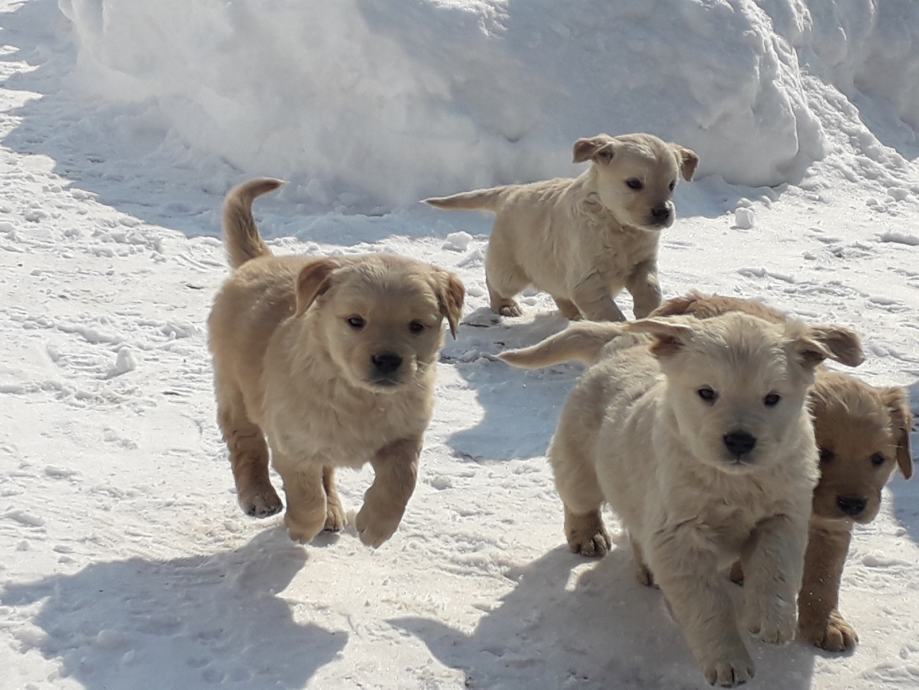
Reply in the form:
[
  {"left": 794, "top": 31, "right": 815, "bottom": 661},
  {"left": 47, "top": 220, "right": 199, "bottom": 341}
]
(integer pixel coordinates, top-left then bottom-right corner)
[
  {"left": 425, "top": 133, "right": 698, "bottom": 321},
  {"left": 653, "top": 292, "right": 913, "bottom": 651},
  {"left": 502, "top": 312, "right": 859, "bottom": 687},
  {"left": 208, "top": 179, "right": 464, "bottom": 547}
]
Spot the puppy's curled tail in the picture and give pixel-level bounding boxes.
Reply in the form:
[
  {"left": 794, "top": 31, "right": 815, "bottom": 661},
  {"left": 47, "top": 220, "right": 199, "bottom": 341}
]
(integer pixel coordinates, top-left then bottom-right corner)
[
  {"left": 424, "top": 187, "right": 505, "bottom": 212},
  {"left": 222, "top": 178, "right": 284, "bottom": 269},
  {"left": 499, "top": 322, "right": 626, "bottom": 369}
]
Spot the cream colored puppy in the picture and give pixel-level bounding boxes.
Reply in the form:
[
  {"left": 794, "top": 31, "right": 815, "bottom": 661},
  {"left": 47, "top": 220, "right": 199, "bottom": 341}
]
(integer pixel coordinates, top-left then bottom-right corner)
[
  {"left": 502, "top": 313, "right": 858, "bottom": 687},
  {"left": 208, "top": 179, "right": 464, "bottom": 547},
  {"left": 653, "top": 292, "right": 911, "bottom": 652},
  {"left": 425, "top": 133, "right": 698, "bottom": 320}
]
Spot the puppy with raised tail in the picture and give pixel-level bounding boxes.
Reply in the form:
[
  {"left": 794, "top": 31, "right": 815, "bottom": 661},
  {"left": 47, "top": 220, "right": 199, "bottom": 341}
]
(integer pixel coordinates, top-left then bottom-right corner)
[
  {"left": 208, "top": 179, "right": 464, "bottom": 547},
  {"left": 502, "top": 312, "right": 859, "bottom": 687},
  {"left": 653, "top": 292, "right": 913, "bottom": 652},
  {"left": 425, "top": 133, "right": 698, "bottom": 321}
]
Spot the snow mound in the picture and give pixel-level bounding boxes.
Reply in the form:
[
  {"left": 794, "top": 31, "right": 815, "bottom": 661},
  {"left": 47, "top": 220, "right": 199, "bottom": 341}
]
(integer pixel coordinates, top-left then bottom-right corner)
[{"left": 57, "top": 1, "right": 919, "bottom": 209}]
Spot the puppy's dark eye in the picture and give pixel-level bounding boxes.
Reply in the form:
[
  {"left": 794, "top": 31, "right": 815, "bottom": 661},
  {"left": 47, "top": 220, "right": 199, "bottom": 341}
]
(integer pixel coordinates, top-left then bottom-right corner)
[
  {"left": 668, "top": 181, "right": 675, "bottom": 191},
  {"left": 819, "top": 448, "right": 834, "bottom": 463},
  {"left": 346, "top": 315, "right": 365, "bottom": 329},
  {"left": 409, "top": 320, "right": 425, "bottom": 334},
  {"left": 697, "top": 386, "right": 717, "bottom": 403},
  {"left": 625, "top": 178, "right": 643, "bottom": 191},
  {"left": 870, "top": 453, "right": 886, "bottom": 467},
  {"left": 764, "top": 393, "right": 781, "bottom": 407}
]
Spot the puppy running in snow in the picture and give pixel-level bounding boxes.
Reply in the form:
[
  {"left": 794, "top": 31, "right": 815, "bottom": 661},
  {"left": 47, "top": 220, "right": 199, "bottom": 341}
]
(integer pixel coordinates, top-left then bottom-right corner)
[
  {"left": 501, "top": 312, "right": 859, "bottom": 686},
  {"left": 208, "top": 179, "right": 464, "bottom": 547},
  {"left": 653, "top": 292, "right": 913, "bottom": 652},
  {"left": 425, "top": 133, "right": 698, "bottom": 321}
]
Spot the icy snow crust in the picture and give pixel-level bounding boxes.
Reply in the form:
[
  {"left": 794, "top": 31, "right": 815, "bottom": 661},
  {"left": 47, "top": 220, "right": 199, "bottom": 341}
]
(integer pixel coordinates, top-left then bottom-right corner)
[
  {"left": 1, "top": 0, "right": 918, "bottom": 689},
  {"left": 58, "top": 0, "right": 919, "bottom": 208}
]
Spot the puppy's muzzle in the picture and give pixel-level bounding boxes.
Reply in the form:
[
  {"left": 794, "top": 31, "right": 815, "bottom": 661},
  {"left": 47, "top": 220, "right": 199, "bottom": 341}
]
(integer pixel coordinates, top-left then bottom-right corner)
[
  {"left": 369, "top": 351, "right": 404, "bottom": 387},
  {"left": 372, "top": 352, "right": 402, "bottom": 374},
  {"left": 723, "top": 430, "right": 756, "bottom": 459},
  {"left": 836, "top": 495, "right": 867, "bottom": 517},
  {"left": 648, "top": 204, "right": 673, "bottom": 227}
]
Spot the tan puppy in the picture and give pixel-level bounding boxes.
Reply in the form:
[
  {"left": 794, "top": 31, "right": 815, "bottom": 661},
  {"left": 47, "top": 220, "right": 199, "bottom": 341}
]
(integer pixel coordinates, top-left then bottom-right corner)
[
  {"left": 502, "top": 312, "right": 859, "bottom": 687},
  {"left": 653, "top": 293, "right": 914, "bottom": 651},
  {"left": 208, "top": 179, "right": 464, "bottom": 547},
  {"left": 425, "top": 133, "right": 698, "bottom": 321}
]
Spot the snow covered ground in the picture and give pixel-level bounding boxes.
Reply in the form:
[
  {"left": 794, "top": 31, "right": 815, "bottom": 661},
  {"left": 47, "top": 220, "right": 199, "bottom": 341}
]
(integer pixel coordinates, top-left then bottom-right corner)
[{"left": 0, "top": 1, "right": 918, "bottom": 688}]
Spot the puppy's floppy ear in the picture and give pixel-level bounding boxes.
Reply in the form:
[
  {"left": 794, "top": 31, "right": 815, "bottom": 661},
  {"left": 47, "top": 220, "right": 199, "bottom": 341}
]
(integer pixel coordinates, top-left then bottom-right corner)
[
  {"left": 295, "top": 258, "right": 340, "bottom": 316},
  {"left": 808, "top": 325, "right": 864, "bottom": 367},
  {"left": 671, "top": 144, "right": 699, "bottom": 181},
  {"left": 881, "top": 386, "right": 914, "bottom": 479},
  {"left": 433, "top": 270, "right": 465, "bottom": 339},
  {"left": 788, "top": 331, "right": 833, "bottom": 369},
  {"left": 573, "top": 136, "right": 615, "bottom": 164},
  {"left": 624, "top": 317, "right": 695, "bottom": 358}
]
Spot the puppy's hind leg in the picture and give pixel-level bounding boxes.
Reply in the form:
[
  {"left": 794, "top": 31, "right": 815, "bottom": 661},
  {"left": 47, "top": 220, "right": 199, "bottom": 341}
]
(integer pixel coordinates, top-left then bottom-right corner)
[
  {"left": 216, "top": 382, "right": 282, "bottom": 518},
  {"left": 552, "top": 296, "right": 582, "bottom": 321},
  {"left": 630, "top": 537, "right": 655, "bottom": 587},
  {"left": 322, "top": 466, "right": 346, "bottom": 532},
  {"left": 485, "top": 226, "right": 528, "bottom": 317},
  {"left": 550, "top": 435, "right": 610, "bottom": 557}
]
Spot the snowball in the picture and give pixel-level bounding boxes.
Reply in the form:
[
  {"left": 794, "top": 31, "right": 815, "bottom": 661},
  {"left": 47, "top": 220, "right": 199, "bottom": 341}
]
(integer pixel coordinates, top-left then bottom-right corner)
[
  {"left": 442, "top": 231, "right": 474, "bottom": 252},
  {"left": 734, "top": 207, "right": 755, "bottom": 229},
  {"left": 108, "top": 347, "right": 136, "bottom": 378}
]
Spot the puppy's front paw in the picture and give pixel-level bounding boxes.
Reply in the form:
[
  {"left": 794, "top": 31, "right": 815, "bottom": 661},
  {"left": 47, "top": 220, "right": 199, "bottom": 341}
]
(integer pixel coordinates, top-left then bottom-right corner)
[
  {"left": 284, "top": 511, "right": 325, "bottom": 544},
  {"left": 567, "top": 529, "right": 611, "bottom": 558},
  {"left": 701, "top": 650, "right": 754, "bottom": 687},
  {"left": 564, "top": 509, "right": 610, "bottom": 558},
  {"left": 745, "top": 594, "right": 796, "bottom": 645},
  {"left": 238, "top": 484, "right": 283, "bottom": 518},
  {"left": 354, "top": 507, "right": 400, "bottom": 548},
  {"left": 801, "top": 610, "right": 858, "bottom": 652},
  {"left": 493, "top": 300, "right": 522, "bottom": 317}
]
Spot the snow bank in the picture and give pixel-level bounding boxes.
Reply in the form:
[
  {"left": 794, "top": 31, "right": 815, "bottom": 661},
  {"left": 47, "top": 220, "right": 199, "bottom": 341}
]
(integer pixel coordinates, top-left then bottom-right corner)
[{"left": 57, "top": 0, "right": 919, "bottom": 210}]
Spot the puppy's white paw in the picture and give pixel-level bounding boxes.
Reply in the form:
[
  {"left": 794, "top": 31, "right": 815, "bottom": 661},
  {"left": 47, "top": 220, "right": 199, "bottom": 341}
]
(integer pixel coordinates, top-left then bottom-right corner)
[
  {"left": 238, "top": 485, "right": 283, "bottom": 518},
  {"left": 284, "top": 511, "right": 325, "bottom": 544},
  {"left": 745, "top": 594, "right": 796, "bottom": 645},
  {"left": 567, "top": 530, "right": 610, "bottom": 558},
  {"left": 701, "top": 651, "right": 754, "bottom": 687},
  {"left": 493, "top": 300, "right": 522, "bottom": 317},
  {"left": 702, "top": 653, "right": 753, "bottom": 688},
  {"left": 354, "top": 507, "right": 400, "bottom": 548}
]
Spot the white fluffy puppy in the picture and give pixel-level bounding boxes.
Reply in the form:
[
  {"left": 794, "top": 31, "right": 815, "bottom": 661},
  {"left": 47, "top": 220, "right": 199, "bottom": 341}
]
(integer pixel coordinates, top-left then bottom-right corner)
[
  {"left": 501, "top": 313, "right": 858, "bottom": 687},
  {"left": 425, "top": 133, "right": 698, "bottom": 321}
]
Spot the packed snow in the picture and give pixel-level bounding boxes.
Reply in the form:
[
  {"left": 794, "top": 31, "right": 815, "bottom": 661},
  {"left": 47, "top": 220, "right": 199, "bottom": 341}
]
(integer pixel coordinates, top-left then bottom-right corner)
[{"left": 1, "top": 1, "right": 918, "bottom": 689}]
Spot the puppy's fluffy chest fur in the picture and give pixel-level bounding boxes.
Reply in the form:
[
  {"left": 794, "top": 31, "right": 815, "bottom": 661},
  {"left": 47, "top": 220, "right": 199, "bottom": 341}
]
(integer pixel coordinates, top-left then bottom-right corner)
[
  {"left": 259, "top": 323, "right": 434, "bottom": 469},
  {"left": 587, "top": 347, "right": 817, "bottom": 557}
]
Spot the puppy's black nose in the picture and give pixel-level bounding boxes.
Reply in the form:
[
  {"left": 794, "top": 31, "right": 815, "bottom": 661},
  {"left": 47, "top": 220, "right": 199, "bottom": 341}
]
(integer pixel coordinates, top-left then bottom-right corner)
[
  {"left": 371, "top": 352, "right": 403, "bottom": 375},
  {"left": 723, "top": 431, "right": 756, "bottom": 457},
  {"left": 650, "top": 205, "right": 671, "bottom": 222},
  {"left": 837, "top": 495, "right": 867, "bottom": 517}
]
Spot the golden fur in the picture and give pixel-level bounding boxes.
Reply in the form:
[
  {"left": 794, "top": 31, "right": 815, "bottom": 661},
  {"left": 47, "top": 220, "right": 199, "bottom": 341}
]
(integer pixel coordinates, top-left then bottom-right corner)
[
  {"left": 502, "top": 311, "right": 863, "bottom": 686},
  {"left": 208, "top": 179, "right": 464, "bottom": 547},
  {"left": 425, "top": 133, "right": 698, "bottom": 321},
  {"left": 653, "top": 292, "right": 913, "bottom": 651}
]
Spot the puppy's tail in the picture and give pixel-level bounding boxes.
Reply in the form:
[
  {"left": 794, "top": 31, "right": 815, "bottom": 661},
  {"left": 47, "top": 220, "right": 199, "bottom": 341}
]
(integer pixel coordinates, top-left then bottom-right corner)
[
  {"left": 499, "top": 322, "right": 627, "bottom": 369},
  {"left": 423, "top": 186, "right": 505, "bottom": 213},
  {"left": 222, "top": 178, "right": 284, "bottom": 269}
]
